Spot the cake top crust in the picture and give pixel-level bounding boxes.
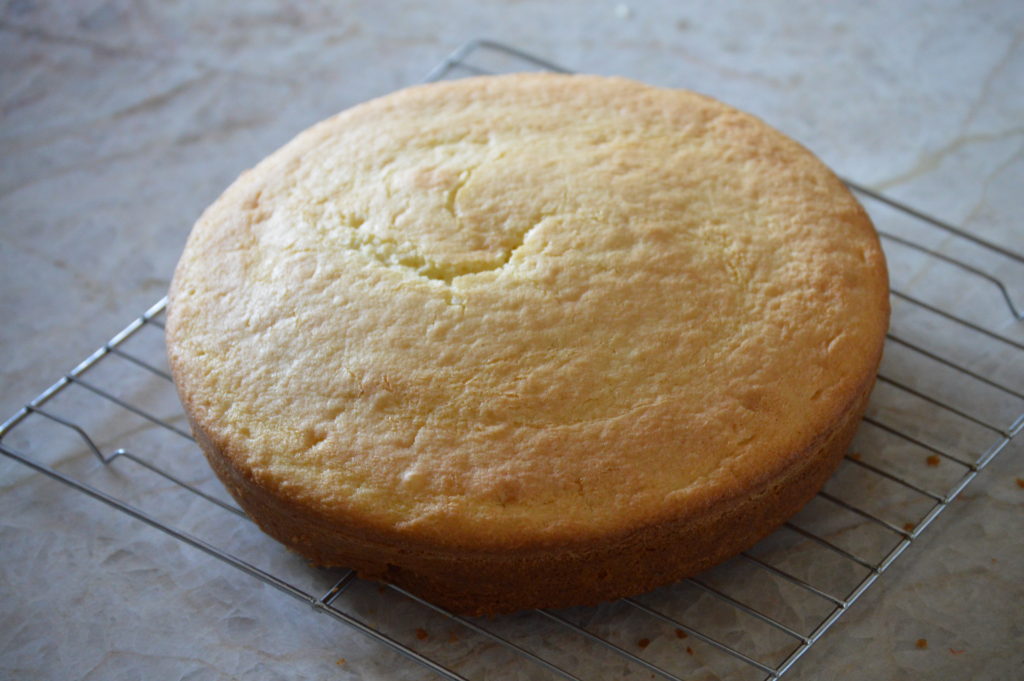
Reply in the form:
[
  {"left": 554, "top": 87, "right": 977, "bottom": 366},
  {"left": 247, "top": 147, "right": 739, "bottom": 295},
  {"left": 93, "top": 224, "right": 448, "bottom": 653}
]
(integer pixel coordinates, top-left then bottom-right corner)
[{"left": 167, "top": 73, "right": 889, "bottom": 551}]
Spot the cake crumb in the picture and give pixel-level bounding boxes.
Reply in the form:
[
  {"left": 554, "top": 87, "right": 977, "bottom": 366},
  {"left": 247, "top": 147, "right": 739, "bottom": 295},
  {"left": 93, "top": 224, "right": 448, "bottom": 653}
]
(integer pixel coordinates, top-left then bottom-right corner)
[
  {"left": 686, "top": 646, "right": 694, "bottom": 655},
  {"left": 925, "top": 455, "right": 940, "bottom": 467},
  {"left": 950, "top": 648, "right": 965, "bottom": 655},
  {"left": 848, "top": 452, "right": 862, "bottom": 461},
  {"left": 674, "top": 628, "right": 688, "bottom": 639},
  {"left": 903, "top": 522, "right": 916, "bottom": 532},
  {"left": 336, "top": 657, "right": 346, "bottom": 665},
  {"left": 637, "top": 638, "right": 650, "bottom": 649},
  {"left": 1015, "top": 477, "right": 1024, "bottom": 489},
  {"left": 448, "top": 631, "right": 459, "bottom": 643},
  {"left": 415, "top": 628, "right": 429, "bottom": 641},
  {"left": 916, "top": 638, "right": 928, "bottom": 649}
]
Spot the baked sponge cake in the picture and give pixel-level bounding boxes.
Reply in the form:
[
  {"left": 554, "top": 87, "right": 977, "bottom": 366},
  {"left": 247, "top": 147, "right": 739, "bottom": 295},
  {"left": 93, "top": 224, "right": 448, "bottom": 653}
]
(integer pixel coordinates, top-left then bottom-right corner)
[{"left": 167, "top": 73, "right": 889, "bottom": 615}]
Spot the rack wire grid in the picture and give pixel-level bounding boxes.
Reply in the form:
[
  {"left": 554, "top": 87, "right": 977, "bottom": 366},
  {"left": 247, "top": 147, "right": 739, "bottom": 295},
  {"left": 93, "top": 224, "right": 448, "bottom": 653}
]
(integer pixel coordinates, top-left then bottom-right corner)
[{"left": 3, "top": 40, "right": 1022, "bottom": 681}]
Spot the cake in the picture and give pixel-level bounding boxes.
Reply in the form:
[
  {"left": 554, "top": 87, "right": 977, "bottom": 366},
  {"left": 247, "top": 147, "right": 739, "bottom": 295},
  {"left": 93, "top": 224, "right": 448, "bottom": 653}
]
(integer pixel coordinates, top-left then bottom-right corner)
[{"left": 166, "top": 73, "right": 889, "bottom": 615}]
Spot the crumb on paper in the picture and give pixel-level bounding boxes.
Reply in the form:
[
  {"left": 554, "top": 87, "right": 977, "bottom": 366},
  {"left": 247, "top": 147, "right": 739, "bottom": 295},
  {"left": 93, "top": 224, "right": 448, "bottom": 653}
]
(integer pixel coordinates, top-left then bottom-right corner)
[
  {"left": 674, "top": 628, "right": 688, "bottom": 639},
  {"left": 637, "top": 638, "right": 650, "bottom": 649},
  {"left": 415, "top": 628, "right": 429, "bottom": 641},
  {"left": 614, "top": 3, "right": 633, "bottom": 19},
  {"left": 916, "top": 638, "right": 928, "bottom": 649},
  {"left": 336, "top": 658, "right": 346, "bottom": 665},
  {"left": 950, "top": 648, "right": 966, "bottom": 655},
  {"left": 448, "top": 631, "right": 459, "bottom": 643},
  {"left": 903, "top": 522, "right": 916, "bottom": 532},
  {"left": 926, "top": 455, "right": 940, "bottom": 467},
  {"left": 848, "top": 452, "right": 862, "bottom": 461},
  {"left": 1015, "top": 477, "right": 1024, "bottom": 489},
  {"left": 686, "top": 646, "right": 694, "bottom": 655}
]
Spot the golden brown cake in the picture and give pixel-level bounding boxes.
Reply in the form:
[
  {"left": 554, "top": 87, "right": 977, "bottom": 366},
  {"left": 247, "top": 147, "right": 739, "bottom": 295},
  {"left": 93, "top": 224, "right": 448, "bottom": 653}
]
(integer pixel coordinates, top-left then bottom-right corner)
[{"left": 166, "top": 73, "right": 889, "bottom": 615}]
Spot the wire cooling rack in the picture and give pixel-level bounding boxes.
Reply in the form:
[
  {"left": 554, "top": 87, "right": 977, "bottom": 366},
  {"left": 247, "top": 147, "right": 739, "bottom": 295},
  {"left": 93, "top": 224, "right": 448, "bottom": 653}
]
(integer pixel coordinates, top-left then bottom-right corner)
[{"left": 3, "top": 40, "right": 1022, "bottom": 681}]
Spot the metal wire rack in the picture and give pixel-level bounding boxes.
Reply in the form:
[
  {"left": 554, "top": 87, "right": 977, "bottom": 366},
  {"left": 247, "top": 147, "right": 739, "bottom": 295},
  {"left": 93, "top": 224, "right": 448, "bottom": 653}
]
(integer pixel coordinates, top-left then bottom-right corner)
[{"left": 2, "top": 40, "right": 1022, "bottom": 681}]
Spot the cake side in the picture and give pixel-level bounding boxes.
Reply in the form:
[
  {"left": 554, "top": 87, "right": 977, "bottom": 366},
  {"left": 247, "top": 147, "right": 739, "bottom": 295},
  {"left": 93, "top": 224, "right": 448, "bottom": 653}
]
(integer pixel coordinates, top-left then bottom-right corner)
[{"left": 183, "top": 357, "right": 877, "bottom": 615}]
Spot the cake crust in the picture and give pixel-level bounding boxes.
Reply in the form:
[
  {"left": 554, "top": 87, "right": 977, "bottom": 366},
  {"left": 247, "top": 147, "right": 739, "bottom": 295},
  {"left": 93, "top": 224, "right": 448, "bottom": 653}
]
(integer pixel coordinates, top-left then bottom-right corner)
[{"left": 167, "top": 73, "right": 889, "bottom": 614}]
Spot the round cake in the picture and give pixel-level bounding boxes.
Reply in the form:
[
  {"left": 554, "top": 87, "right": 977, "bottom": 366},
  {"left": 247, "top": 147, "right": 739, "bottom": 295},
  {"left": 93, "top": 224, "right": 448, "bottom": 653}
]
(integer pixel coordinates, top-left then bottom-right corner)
[{"left": 167, "top": 73, "right": 889, "bottom": 615}]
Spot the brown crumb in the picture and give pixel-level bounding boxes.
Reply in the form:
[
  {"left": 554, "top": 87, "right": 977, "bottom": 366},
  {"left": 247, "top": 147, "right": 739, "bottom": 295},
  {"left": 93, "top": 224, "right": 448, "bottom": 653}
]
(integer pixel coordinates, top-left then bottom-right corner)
[
  {"left": 926, "top": 455, "right": 940, "bottom": 467},
  {"left": 448, "top": 631, "right": 459, "bottom": 643},
  {"left": 848, "top": 452, "right": 862, "bottom": 461},
  {"left": 1016, "top": 478, "right": 1024, "bottom": 489},
  {"left": 637, "top": 638, "right": 650, "bottom": 649},
  {"left": 916, "top": 638, "right": 928, "bottom": 649},
  {"left": 335, "top": 658, "right": 346, "bottom": 666},
  {"left": 686, "top": 646, "right": 694, "bottom": 655},
  {"left": 377, "top": 584, "right": 388, "bottom": 594},
  {"left": 903, "top": 522, "right": 916, "bottom": 532},
  {"left": 415, "top": 628, "right": 429, "bottom": 641},
  {"left": 674, "top": 628, "right": 688, "bottom": 639},
  {"left": 950, "top": 648, "right": 966, "bottom": 655}
]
